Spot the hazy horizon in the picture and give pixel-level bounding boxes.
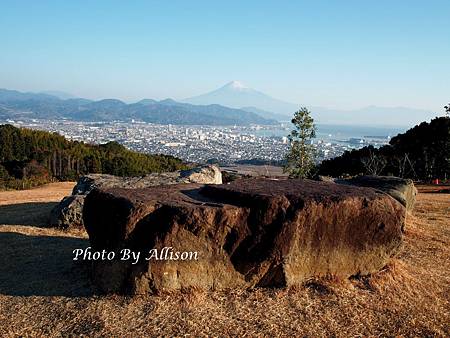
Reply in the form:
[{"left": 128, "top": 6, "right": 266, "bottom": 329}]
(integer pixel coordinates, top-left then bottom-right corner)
[
  {"left": 1, "top": 1, "right": 449, "bottom": 113},
  {"left": 0, "top": 81, "right": 444, "bottom": 118}
]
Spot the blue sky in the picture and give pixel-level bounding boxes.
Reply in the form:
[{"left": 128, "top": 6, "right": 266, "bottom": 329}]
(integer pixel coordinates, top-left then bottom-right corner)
[{"left": 0, "top": 0, "right": 449, "bottom": 112}]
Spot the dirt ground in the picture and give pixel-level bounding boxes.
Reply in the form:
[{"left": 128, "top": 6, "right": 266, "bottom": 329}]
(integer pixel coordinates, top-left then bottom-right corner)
[{"left": 0, "top": 183, "right": 448, "bottom": 337}]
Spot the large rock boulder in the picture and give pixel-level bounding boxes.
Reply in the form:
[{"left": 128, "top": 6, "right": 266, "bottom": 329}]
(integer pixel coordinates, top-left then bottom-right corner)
[
  {"left": 83, "top": 178, "right": 405, "bottom": 294},
  {"left": 336, "top": 175, "right": 417, "bottom": 211},
  {"left": 49, "top": 165, "right": 222, "bottom": 229}
]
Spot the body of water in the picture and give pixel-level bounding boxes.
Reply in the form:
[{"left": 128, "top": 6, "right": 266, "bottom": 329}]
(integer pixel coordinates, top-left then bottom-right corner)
[{"left": 253, "top": 124, "right": 408, "bottom": 142}]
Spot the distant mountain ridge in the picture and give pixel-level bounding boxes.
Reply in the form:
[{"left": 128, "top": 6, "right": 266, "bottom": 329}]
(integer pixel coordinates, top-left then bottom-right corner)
[
  {"left": 184, "top": 81, "right": 437, "bottom": 126},
  {"left": 0, "top": 85, "right": 438, "bottom": 127},
  {"left": 0, "top": 88, "right": 276, "bottom": 126},
  {"left": 240, "top": 106, "right": 290, "bottom": 122},
  {"left": 40, "top": 90, "right": 76, "bottom": 100}
]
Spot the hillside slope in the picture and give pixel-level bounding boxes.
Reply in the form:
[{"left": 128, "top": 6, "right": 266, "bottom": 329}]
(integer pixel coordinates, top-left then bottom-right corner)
[{"left": 0, "top": 124, "right": 185, "bottom": 188}]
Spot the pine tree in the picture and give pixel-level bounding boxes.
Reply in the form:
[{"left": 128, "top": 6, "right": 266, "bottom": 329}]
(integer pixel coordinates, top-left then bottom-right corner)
[{"left": 283, "top": 107, "right": 317, "bottom": 178}]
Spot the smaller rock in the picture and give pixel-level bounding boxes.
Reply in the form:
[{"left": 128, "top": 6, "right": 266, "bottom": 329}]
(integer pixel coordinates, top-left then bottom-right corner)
[
  {"left": 317, "top": 175, "right": 336, "bottom": 183},
  {"left": 72, "top": 165, "right": 222, "bottom": 195},
  {"left": 179, "top": 165, "right": 222, "bottom": 184},
  {"left": 71, "top": 174, "right": 117, "bottom": 195},
  {"left": 49, "top": 195, "right": 85, "bottom": 229},
  {"left": 336, "top": 175, "right": 417, "bottom": 211},
  {"left": 51, "top": 165, "right": 222, "bottom": 229}
]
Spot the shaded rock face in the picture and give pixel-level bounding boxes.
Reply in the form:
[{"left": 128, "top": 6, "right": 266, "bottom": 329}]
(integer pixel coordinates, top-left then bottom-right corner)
[
  {"left": 49, "top": 195, "right": 85, "bottom": 229},
  {"left": 83, "top": 178, "right": 405, "bottom": 294},
  {"left": 336, "top": 175, "right": 417, "bottom": 211},
  {"left": 50, "top": 165, "right": 222, "bottom": 229}
]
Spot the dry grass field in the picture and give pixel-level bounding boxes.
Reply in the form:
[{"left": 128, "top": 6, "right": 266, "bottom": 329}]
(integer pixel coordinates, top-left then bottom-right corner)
[
  {"left": 0, "top": 183, "right": 448, "bottom": 337},
  {"left": 0, "top": 182, "right": 76, "bottom": 227}
]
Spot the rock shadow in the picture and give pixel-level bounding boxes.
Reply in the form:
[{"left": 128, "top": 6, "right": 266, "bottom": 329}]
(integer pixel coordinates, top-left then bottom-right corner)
[
  {"left": 0, "top": 232, "right": 94, "bottom": 297},
  {"left": 0, "top": 202, "right": 57, "bottom": 227}
]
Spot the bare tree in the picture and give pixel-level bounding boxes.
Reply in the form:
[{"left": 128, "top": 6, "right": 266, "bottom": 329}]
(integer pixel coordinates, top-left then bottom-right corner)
[
  {"left": 361, "top": 150, "right": 386, "bottom": 176},
  {"left": 394, "top": 155, "right": 407, "bottom": 178},
  {"left": 393, "top": 153, "right": 418, "bottom": 178}
]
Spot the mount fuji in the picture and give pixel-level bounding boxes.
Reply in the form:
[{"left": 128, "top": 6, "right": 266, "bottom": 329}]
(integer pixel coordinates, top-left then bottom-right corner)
[
  {"left": 184, "top": 81, "right": 297, "bottom": 119},
  {"left": 184, "top": 81, "right": 437, "bottom": 126}
]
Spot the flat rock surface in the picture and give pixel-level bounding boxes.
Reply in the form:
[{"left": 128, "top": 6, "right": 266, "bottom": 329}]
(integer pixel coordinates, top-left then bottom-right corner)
[
  {"left": 72, "top": 165, "right": 222, "bottom": 195},
  {"left": 83, "top": 178, "right": 406, "bottom": 294},
  {"left": 336, "top": 175, "right": 417, "bottom": 211}
]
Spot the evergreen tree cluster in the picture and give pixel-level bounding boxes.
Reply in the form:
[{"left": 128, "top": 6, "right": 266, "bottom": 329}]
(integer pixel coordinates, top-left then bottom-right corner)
[
  {"left": 0, "top": 124, "right": 185, "bottom": 189},
  {"left": 318, "top": 117, "right": 450, "bottom": 181}
]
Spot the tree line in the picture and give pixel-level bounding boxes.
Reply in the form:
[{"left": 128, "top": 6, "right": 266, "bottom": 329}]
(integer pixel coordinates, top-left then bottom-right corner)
[
  {"left": 0, "top": 124, "right": 186, "bottom": 189},
  {"left": 318, "top": 116, "right": 450, "bottom": 180},
  {"left": 284, "top": 108, "right": 450, "bottom": 181}
]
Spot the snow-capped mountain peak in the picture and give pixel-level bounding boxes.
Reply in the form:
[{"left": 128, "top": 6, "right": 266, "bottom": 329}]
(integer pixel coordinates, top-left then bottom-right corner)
[
  {"left": 223, "top": 80, "right": 248, "bottom": 90},
  {"left": 184, "top": 81, "right": 297, "bottom": 115}
]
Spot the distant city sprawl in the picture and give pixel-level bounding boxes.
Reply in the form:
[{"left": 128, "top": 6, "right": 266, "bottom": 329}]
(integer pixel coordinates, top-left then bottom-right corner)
[{"left": 2, "top": 119, "right": 392, "bottom": 165}]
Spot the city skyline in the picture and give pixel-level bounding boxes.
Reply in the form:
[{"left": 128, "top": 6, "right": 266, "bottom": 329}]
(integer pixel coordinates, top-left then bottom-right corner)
[{"left": 0, "top": 1, "right": 449, "bottom": 113}]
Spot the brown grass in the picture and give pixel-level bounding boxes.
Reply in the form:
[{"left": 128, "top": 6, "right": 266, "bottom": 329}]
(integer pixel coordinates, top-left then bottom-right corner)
[
  {"left": 0, "top": 182, "right": 76, "bottom": 206},
  {"left": 0, "top": 183, "right": 449, "bottom": 337},
  {"left": 0, "top": 182, "right": 76, "bottom": 227}
]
